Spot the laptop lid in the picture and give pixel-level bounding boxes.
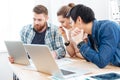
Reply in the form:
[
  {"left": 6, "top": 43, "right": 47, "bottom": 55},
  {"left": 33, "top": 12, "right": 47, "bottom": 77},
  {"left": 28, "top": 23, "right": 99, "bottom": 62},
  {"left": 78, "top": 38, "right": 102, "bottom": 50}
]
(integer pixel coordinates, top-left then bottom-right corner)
[
  {"left": 24, "top": 44, "right": 75, "bottom": 79},
  {"left": 4, "top": 41, "right": 30, "bottom": 65}
]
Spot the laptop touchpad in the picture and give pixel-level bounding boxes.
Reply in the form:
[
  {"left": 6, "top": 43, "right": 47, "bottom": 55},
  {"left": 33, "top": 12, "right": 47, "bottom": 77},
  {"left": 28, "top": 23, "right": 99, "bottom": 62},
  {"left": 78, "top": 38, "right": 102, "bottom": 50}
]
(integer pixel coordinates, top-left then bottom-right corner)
[{"left": 60, "top": 69, "right": 75, "bottom": 75}]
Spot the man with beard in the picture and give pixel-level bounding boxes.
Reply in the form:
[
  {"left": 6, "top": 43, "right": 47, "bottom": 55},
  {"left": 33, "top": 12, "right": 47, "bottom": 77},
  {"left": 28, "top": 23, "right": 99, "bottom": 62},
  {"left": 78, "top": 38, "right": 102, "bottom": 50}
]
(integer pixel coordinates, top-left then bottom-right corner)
[
  {"left": 20, "top": 5, "right": 66, "bottom": 59},
  {"left": 67, "top": 4, "right": 120, "bottom": 68},
  {"left": 9, "top": 5, "right": 66, "bottom": 62},
  {"left": 9, "top": 4, "right": 66, "bottom": 80}
]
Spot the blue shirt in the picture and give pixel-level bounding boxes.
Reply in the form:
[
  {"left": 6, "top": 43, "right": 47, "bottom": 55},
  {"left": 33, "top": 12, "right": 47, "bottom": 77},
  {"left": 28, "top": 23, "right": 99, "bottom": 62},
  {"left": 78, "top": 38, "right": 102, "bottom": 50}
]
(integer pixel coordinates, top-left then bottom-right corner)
[
  {"left": 20, "top": 23, "right": 66, "bottom": 59},
  {"left": 78, "top": 20, "right": 120, "bottom": 68}
]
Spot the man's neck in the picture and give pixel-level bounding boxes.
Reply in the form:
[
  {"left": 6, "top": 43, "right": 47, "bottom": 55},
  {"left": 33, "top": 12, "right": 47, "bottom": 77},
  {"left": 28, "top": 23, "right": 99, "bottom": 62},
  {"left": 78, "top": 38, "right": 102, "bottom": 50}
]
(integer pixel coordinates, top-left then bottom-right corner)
[
  {"left": 39, "top": 25, "right": 47, "bottom": 33},
  {"left": 84, "top": 21, "right": 93, "bottom": 35}
]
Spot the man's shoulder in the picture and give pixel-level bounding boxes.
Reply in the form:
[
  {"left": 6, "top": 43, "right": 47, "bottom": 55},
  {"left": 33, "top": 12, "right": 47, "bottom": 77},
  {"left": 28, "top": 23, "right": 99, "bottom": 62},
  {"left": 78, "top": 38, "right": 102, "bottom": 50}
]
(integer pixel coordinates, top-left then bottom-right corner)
[
  {"left": 98, "top": 20, "right": 119, "bottom": 30},
  {"left": 47, "top": 22, "right": 58, "bottom": 29},
  {"left": 23, "top": 24, "right": 33, "bottom": 28},
  {"left": 22, "top": 24, "right": 33, "bottom": 30},
  {"left": 21, "top": 24, "right": 33, "bottom": 33},
  {"left": 46, "top": 23, "right": 59, "bottom": 35}
]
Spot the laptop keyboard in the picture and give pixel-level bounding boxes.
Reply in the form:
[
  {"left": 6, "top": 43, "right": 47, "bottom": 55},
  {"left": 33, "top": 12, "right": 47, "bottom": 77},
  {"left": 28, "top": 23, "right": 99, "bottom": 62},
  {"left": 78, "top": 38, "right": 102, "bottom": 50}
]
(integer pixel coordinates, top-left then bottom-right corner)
[
  {"left": 60, "top": 69, "right": 75, "bottom": 75},
  {"left": 56, "top": 58, "right": 73, "bottom": 66}
]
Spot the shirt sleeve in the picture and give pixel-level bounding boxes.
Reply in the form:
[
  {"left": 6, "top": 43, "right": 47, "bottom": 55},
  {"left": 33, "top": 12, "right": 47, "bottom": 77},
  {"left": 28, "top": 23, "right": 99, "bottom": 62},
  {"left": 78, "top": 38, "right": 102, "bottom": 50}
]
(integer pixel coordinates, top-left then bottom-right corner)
[
  {"left": 78, "top": 22, "right": 119, "bottom": 68},
  {"left": 54, "top": 29, "right": 66, "bottom": 59},
  {"left": 20, "top": 26, "right": 26, "bottom": 43},
  {"left": 45, "top": 24, "right": 66, "bottom": 59}
]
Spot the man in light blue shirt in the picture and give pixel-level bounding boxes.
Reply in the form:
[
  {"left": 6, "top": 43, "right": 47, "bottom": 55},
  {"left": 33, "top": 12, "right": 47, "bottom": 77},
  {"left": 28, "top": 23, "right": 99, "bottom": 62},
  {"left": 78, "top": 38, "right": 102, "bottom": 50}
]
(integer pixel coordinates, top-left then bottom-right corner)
[
  {"left": 20, "top": 5, "right": 66, "bottom": 59},
  {"left": 67, "top": 4, "right": 120, "bottom": 68},
  {"left": 10, "top": 4, "right": 66, "bottom": 80}
]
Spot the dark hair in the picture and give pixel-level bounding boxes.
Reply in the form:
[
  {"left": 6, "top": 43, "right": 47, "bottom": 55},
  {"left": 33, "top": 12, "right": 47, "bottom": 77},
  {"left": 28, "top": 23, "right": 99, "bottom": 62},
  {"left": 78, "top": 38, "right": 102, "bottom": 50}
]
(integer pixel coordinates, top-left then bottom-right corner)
[
  {"left": 33, "top": 5, "right": 48, "bottom": 15},
  {"left": 57, "top": 3, "right": 75, "bottom": 18},
  {"left": 68, "top": 4, "right": 95, "bottom": 23}
]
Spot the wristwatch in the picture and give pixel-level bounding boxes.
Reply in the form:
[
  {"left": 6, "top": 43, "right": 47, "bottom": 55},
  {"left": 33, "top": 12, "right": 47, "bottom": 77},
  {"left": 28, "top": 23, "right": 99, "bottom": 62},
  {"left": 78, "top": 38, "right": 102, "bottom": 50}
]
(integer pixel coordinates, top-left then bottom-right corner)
[
  {"left": 64, "top": 41, "right": 70, "bottom": 46},
  {"left": 77, "top": 41, "right": 85, "bottom": 48}
]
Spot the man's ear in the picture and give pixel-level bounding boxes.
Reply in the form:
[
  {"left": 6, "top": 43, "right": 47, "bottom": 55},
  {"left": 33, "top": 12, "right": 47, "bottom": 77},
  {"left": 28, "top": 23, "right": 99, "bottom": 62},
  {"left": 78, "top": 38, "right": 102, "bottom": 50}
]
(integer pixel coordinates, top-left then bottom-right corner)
[
  {"left": 44, "top": 14, "right": 49, "bottom": 20},
  {"left": 46, "top": 15, "right": 49, "bottom": 20},
  {"left": 76, "top": 16, "right": 82, "bottom": 24}
]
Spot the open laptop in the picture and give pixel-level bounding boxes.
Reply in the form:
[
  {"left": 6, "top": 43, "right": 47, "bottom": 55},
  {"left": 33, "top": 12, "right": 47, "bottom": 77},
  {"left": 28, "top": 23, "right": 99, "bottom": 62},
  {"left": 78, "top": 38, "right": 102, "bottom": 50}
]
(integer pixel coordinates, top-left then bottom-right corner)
[
  {"left": 24, "top": 44, "right": 77, "bottom": 79},
  {"left": 4, "top": 41, "right": 30, "bottom": 65}
]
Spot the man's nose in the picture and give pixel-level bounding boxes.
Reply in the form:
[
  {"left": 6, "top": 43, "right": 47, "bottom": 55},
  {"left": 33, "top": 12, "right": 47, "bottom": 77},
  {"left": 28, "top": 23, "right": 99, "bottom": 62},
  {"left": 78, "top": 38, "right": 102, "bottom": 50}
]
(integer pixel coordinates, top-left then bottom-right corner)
[
  {"left": 71, "top": 23, "right": 77, "bottom": 29},
  {"left": 34, "top": 20, "right": 39, "bottom": 24}
]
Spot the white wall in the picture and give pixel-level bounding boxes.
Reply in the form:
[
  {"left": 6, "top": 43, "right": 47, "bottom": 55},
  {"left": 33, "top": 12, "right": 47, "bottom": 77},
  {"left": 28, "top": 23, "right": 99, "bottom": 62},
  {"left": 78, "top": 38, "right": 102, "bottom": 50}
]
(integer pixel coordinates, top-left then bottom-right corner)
[
  {"left": 8, "top": 0, "right": 34, "bottom": 40},
  {"left": 0, "top": 0, "right": 34, "bottom": 52},
  {"left": 0, "top": 0, "right": 9, "bottom": 52}
]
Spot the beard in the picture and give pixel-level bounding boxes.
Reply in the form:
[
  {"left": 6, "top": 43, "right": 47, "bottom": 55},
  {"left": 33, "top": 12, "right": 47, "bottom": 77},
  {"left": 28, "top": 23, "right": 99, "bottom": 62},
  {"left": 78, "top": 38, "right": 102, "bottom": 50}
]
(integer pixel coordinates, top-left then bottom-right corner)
[{"left": 34, "top": 22, "right": 46, "bottom": 32}]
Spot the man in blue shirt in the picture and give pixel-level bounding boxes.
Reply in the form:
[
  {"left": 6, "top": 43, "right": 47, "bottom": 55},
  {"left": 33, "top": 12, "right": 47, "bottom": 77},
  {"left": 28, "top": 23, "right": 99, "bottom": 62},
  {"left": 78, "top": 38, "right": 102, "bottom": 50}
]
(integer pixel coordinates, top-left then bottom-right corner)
[{"left": 67, "top": 4, "right": 120, "bottom": 68}]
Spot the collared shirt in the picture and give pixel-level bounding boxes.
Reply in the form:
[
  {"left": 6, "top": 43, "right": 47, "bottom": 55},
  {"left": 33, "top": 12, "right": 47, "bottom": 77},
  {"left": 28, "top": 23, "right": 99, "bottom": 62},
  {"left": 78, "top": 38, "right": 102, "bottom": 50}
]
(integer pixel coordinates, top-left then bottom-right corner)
[
  {"left": 20, "top": 23, "right": 66, "bottom": 59},
  {"left": 78, "top": 20, "right": 120, "bottom": 68}
]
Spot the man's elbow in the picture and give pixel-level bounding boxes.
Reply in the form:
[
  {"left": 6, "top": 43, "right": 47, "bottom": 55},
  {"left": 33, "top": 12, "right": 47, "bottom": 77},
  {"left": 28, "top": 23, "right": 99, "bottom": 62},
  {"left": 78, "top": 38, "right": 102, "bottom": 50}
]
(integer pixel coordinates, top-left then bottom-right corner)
[
  {"left": 58, "top": 52, "right": 66, "bottom": 59},
  {"left": 96, "top": 62, "right": 108, "bottom": 68}
]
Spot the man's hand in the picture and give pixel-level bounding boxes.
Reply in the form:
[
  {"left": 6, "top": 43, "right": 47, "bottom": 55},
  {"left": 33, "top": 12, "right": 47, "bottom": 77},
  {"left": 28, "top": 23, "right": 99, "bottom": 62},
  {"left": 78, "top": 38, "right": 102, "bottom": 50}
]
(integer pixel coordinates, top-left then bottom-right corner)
[
  {"left": 71, "top": 28, "right": 84, "bottom": 45},
  {"left": 51, "top": 51, "right": 57, "bottom": 59},
  {"left": 8, "top": 56, "right": 14, "bottom": 63}
]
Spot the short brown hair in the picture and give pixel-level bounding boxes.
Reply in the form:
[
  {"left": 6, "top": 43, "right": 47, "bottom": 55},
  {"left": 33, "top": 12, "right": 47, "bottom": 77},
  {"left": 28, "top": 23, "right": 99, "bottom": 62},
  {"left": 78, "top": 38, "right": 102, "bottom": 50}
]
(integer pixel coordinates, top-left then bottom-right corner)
[
  {"left": 33, "top": 5, "right": 48, "bottom": 15},
  {"left": 57, "top": 3, "right": 75, "bottom": 18}
]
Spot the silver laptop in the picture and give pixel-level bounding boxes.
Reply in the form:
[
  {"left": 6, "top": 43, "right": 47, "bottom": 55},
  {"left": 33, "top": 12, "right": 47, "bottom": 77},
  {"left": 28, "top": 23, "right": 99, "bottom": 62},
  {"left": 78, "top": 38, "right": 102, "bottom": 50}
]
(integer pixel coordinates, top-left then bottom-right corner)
[
  {"left": 24, "top": 44, "right": 77, "bottom": 79},
  {"left": 4, "top": 41, "right": 30, "bottom": 65}
]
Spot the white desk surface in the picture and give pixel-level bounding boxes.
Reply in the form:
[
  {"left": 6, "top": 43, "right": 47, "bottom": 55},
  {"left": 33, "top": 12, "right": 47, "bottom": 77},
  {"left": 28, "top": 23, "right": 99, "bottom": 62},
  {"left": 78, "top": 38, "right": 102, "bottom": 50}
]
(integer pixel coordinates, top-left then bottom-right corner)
[{"left": 9, "top": 57, "right": 120, "bottom": 80}]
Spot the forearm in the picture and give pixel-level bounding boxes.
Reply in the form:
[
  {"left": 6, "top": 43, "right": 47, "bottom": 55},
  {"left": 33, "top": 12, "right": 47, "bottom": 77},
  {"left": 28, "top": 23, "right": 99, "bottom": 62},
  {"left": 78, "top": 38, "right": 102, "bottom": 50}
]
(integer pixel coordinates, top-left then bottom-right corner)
[
  {"left": 75, "top": 52, "right": 84, "bottom": 59},
  {"left": 62, "top": 35, "right": 76, "bottom": 57},
  {"left": 65, "top": 42, "right": 76, "bottom": 57},
  {"left": 78, "top": 43, "right": 113, "bottom": 68}
]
